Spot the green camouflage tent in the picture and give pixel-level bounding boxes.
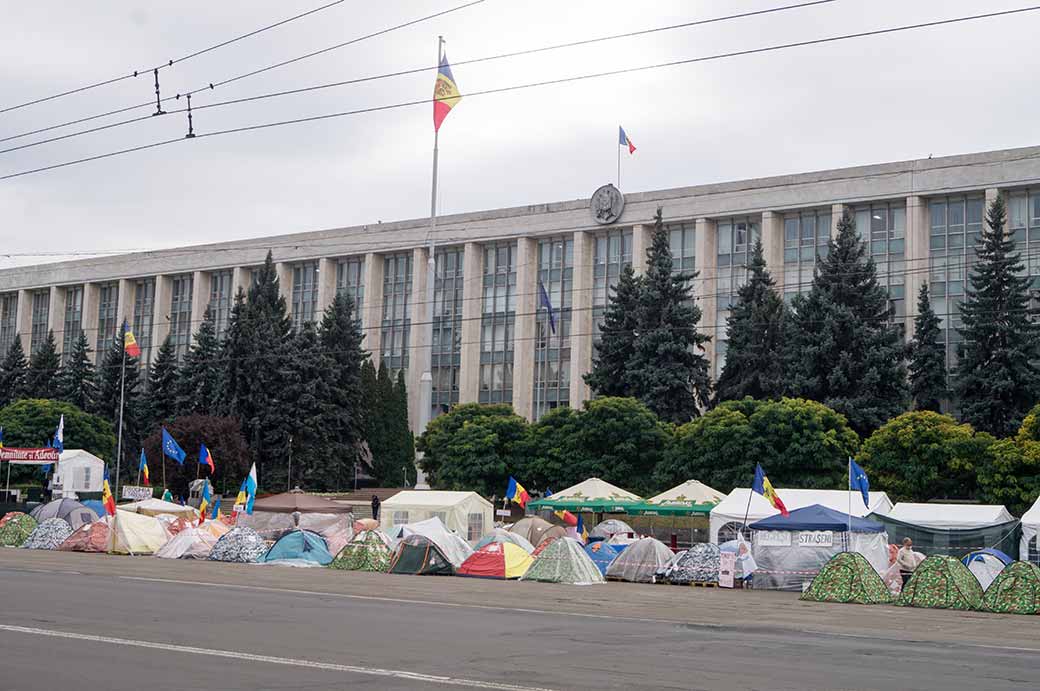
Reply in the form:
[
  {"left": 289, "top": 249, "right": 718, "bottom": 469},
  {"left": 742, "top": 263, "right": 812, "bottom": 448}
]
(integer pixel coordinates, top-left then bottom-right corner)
[
  {"left": 897, "top": 555, "right": 983, "bottom": 611},
  {"left": 0, "top": 512, "right": 37, "bottom": 547},
  {"left": 982, "top": 561, "right": 1040, "bottom": 615},
  {"left": 520, "top": 537, "right": 605, "bottom": 585},
  {"left": 800, "top": 552, "right": 892, "bottom": 605},
  {"left": 330, "top": 530, "right": 392, "bottom": 572}
]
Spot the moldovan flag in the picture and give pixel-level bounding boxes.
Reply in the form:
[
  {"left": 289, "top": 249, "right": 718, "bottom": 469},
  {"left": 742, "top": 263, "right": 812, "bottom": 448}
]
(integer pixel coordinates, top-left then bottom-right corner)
[
  {"left": 752, "top": 463, "right": 789, "bottom": 517},
  {"left": 433, "top": 53, "right": 461, "bottom": 132},
  {"left": 505, "top": 476, "right": 530, "bottom": 509},
  {"left": 200, "top": 443, "right": 215, "bottom": 475},
  {"left": 619, "top": 126, "right": 636, "bottom": 154},
  {"left": 198, "top": 480, "right": 210, "bottom": 526},
  {"left": 554, "top": 509, "right": 578, "bottom": 527},
  {"left": 102, "top": 468, "right": 116, "bottom": 516},
  {"left": 139, "top": 449, "right": 150, "bottom": 486},
  {"left": 123, "top": 320, "right": 141, "bottom": 358}
]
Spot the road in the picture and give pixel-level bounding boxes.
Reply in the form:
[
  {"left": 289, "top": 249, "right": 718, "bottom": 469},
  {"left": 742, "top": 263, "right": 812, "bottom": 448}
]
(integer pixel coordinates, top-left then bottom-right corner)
[{"left": 0, "top": 550, "right": 1037, "bottom": 691}]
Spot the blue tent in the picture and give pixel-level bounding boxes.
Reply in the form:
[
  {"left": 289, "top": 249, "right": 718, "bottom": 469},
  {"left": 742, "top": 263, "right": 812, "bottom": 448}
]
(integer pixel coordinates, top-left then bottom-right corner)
[
  {"left": 749, "top": 504, "right": 885, "bottom": 533},
  {"left": 261, "top": 529, "right": 333, "bottom": 565},
  {"left": 584, "top": 540, "right": 619, "bottom": 575},
  {"left": 962, "top": 548, "right": 1013, "bottom": 567},
  {"left": 81, "top": 500, "right": 107, "bottom": 519}
]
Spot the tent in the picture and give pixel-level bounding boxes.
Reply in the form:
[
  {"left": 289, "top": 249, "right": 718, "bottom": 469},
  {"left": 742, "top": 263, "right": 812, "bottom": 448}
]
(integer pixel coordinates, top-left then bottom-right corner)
[
  {"left": 1021, "top": 496, "right": 1040, "bottom": 563},
  {"left": 624, "top": 480, "right": 723, "bottom": 517},
  {"left": 521, "top": 537, "right": 605, "bottom": 585},
  {"left": 330, "top": 530, "right": 393, "bottom": 572},
  {"left": 208, "top": 526, "right": 269, "bottom": 563},
  {"left": 48, "top": 450, "right": 105, "bottom": 498},
  {"left": 605, "top": 537, "right": 674, "bottom": 583},
  {"left": 59, "top": 519, "right": 111, "bottom": 553},
  {"left": 710, "top": 488, "right": 893, "bottom": 544},
  {"left": 800, "top": 552, "right": 893, "bottom": 604},
  {"left": 154, "top": 515, "right": 193, "bottom": 536},
  {"left": 30, "top": 498, "right": 99, "bottom": 531},
  {"left": 23, "top": 517, "right": 74, "bottom": 550},
  {"left": 239, "top": 492, "right": 354, "bottom": 544},
  {"left": 886, "top": 503, "right": 1014, "bottom": 529},
  {"left": 868, "top": 511, "right": 1020, "bottom": 559},
  {"left": 749, "top": 505, "right": 888, "bottom": 591},
  {"left": 387, "top": 534, "right": 455, "bottom": 575},
  {"left": 962, "top": 549, "right": 1012, "bottom": 591},
  {"left": 155, "top": 527, "right": 221, "bottom": 559},
  {"left": 379, "top": 491, "right": 493, "bottom": 543},
  {"left": 583, "top": 541, "right": 620, "bottom": 575},
  {"left": 475, "top": 527, "right": 535, "bottom": 553},
  {"left": 117, "top": 499, "right": 198, "bottom": 520},
  {"left": 390, "top": 517, "right": 473, "bottom": 567},
  {"left": 982, "top": 561, "right": 1040, "bottom": 615},
  {"left": 0, "top": 512, "right": 37, "bottom": 547},
  {"left": 107, "top": 510, "right": 171, "bottom": 555},
  {"left": 662, "top": 543, "right": 721, "bottom": 585},
  {"left": 81, "top": 500, "right": 107, "bottom": 519},
  {"left": 528, "top": 478, "right": 641, "bottom": 513},
  {"left": 457, "top": 542, "right": 533, "bottom": 580},
  {"left": 589, "top": 519, "right": 634, "bottom": 541},
  {"left": 354, "top": 518, "right": 379, "bottom": 533},
  {"left": 261, "top": 530, "right": 333, "bottom": 566},
  {"left": 897, "top": 555, "right": 984, "bottom": 610},
  {"left": 510, "top": 517, "right": 565, "bottom": 547}
]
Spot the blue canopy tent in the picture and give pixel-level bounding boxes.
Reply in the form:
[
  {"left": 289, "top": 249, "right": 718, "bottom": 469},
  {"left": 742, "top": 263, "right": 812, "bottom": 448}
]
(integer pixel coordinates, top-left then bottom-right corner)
[
  {"left": 261, "top": 529, "right": 333, "bottom": 566},
  {"left": 584, "top": 540, "right": 619, "bottom": 575},
  {"left": 749, "top": 505, "right": 885, "bottom": 533}
]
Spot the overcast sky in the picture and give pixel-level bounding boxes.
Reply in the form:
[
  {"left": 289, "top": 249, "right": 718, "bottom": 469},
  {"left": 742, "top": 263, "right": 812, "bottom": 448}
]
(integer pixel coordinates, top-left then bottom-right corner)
[{"left": 1, "top": 0, "right": 1036, "bottom": 269}]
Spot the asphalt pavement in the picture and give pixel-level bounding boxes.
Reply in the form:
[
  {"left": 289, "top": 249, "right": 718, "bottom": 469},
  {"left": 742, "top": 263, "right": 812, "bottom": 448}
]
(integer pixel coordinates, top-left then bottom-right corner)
[{"left": 0, "top": 550, "right": 1037, "bottom": 691}]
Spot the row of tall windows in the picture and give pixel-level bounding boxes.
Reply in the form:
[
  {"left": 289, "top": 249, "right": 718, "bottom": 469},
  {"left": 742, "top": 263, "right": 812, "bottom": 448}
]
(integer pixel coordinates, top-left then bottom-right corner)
[
  {"left": 534, "top": 237, "right": 573, "bottom": 419},
  {"left": 291, "top": 262, "right": 319, "bottom": 329},
  {"left": 133, "top": 278, "right": 156, "bottom": 367},
  {"left": 381, "top": 253, "right": 412, "bottom": 379},
  {"left": 432, "top": 248, "right": 464, "bottom": 415},
  {"left": 169, "top": 275, "right": 194, "bottom": 360},
  {"left": 209, "top": 270, "right": 233, "bottom": 337},
  {"left": 95, "top": 282, "right": 119, "bottom": 357},
  {"left": 929, "top": 196, "right": 985, "bottom": 369},
  {"left": 591, "top": 229, "right": 633, "bottom": 342},
  {"left": 30, "top": 290, "right": 49, "bottom": 354},
  {"left": 0, "top": 293, "right": 16, "bottom": 355},
  {"left": 783, "top": 210, "right": 831, "bottom": 301},
  {"left": 714, "top": 218, "right": 761, "bottom": 378},
  {"left": 336, "top": 257, "right": 365, "bottom": 322},
  {"left": 480, "top": 242, "right": 516, "bottom": 404},
  {"left": 61, "top": 285, "right": 84, "bottom": 361}
]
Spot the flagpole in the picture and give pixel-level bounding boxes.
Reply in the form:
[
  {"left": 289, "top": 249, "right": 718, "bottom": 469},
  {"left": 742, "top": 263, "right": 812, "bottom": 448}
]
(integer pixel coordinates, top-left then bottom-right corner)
[
  {"left": 617, "top": 133, "right": 621, "bottom": 190},
  {"left": 847, "top": 457, "right": 852, "bottom": 551},
  {"left": 114, "top": 331, "right": 127, "bottom": 502},
  {"left": 739, "top": 485, "right": 753, "bottom": 541}
]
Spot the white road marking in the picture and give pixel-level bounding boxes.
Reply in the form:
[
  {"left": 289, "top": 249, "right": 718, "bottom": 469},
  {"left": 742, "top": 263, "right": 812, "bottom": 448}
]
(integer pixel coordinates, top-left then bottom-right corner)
[{"left": 0, "top": 623, "right": 558, "bottom": 691}]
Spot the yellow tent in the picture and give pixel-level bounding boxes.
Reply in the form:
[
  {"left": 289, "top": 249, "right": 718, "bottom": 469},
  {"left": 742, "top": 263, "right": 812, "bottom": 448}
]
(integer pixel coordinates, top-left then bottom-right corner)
[
  {"left": 107, "top": 510, "right": 171, "bottom": 555},
  {"left": 457, "top": 541, "right": 534, "bottom": 579}
]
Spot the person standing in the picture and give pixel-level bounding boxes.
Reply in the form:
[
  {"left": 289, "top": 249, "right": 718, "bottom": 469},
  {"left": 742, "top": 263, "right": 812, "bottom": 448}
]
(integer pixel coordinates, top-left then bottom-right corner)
[
  {"left": 896, "top": 537, "right": 920, "bottom": 585},
  {"left": 370, "top": 494, "right": 381, "bottom": 522}
]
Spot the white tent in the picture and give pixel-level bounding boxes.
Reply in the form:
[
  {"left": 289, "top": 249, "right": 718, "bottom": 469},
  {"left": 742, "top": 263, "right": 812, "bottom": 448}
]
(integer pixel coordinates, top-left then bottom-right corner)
[
  {"left": 1021, "top": 496, "right": 1040, "bottom": 562},
  {"left": 380, "top": 490, "right": 492, "bottom": 543},
  {"left": 887, "top": 502, "right": 1014, "bottom": 529},
  {"left": 709, "top": 488, "right": 893, "bottom": 544},
  {"left": 48, "top": 450, "right": 105, "bottom": 499},
  {"left": 645, "top": 480, "right": 723, "bottom": 507},
  {"left": 389, "top": 516, "right": 473, "bottom": 567},
  {"left": 117, "top": 498, "right": 199, "bottom": 519},
  {"left": 547, "top": 478, "right": 641, "bottom": 502},
  {"left": 107, "top": 510, "right": 171, "bottom": 555}
]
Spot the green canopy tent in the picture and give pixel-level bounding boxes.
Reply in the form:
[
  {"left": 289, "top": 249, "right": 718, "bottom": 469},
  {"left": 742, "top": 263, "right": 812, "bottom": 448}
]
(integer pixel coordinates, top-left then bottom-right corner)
[
  {"left": 528, "top": 478, "right": 642, "bottom": 514},
  {"left": 621, "top": 502, "right": 715, "bottom": 516}
]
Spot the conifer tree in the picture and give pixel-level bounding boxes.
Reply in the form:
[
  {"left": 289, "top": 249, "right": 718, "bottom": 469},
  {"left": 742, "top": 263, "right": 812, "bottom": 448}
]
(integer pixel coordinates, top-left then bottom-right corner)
[
  {"left": 714, "top": 240, "right": 786, "bottom": 403},
  {"left": 585, "top": 265, "right": 642, "bottom": 398},
  {"left": 953, "top": 195, "right": 1040, "bottom": 436},
  {"left": 317, "top": 292, "right": 367, "bottom": 486},
  {"left": 145, "top": 336, "right": 180, "bottom": 430},
  {"left": 0, "top": 338, "right": 29, "bottom": 407},
  {"left": 367, "top": 362, "right": 396, "bottom": 484},
  {"left": 785, "top": 212, "right": 908, "bottom": 436},
  {"left": 178, "top": 308, "right": 222, "bottom": 415},
  {"left": 216, "top": 289, "right": 248, "bottom": 417},
  {"left": 392, "top": 370, "right": 417, "bottom": 486},
  {"left": 907, "top": 283, "right": 947, "bottom": 412},
  {"left": 26, "top": 331, "right": 60, "bottom": 399},
  {"left": 55, "top": 332, "right": 96, "bottom": 411},
  {"left": 359, "top": 359, "right": 378, "bottom": 479},
  {"left": 283, "top": 322, "right": 339, "bottom": 489}
]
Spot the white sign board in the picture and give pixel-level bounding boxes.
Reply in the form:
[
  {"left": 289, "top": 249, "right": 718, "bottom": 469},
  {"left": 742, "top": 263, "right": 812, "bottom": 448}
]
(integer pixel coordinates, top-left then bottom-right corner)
[
  {"left": 495, "top": 509, "right": 512, "bottom": 517},
  {"left": 756, "top": 531, "right": 791, "bottom": 547},
  {"left": 719, "top": 552, "right": 736, "bottom": 588},
  {"left": 121, "top": 485, "right": 153, "bottom": 501},
  {"left": 797, "top": 531, "right": 833, "bottom": 547}
]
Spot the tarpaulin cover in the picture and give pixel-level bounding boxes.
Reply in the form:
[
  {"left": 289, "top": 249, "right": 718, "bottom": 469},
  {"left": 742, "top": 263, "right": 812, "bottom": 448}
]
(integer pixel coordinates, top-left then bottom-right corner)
[
  {"left": 0, "top": 512, "right": 37, "bottom": 547},
  {"left": 208, "top": 526, "right": 269, "bottom": 563},
  {"left": 154, "top": 515, "right": 193, "bottom": 536},
  {"left": 897, "top": 555, "right": 984, "bottom": 610},
  {"left": 475, "top": 527, "right": 535, "bottom": 553},
  {"left": 527, "top": 477, "right": 641, "bottom": 512},
  {"left": 867, "top": 511, "right": 1020, "bottom": 558},
  {"left": 116, "top": 499, "right": 197, "bottom": 519},
  {"left": 23, "top": 517, "right": 73, "bottom": 549},
  {"left": 387, "top": 534, "right": 455, "bottom": 575},
  {"left": 887, "top": 502, "right": 1014, "bottom": 529},
  {"left": 30, "top": 499, "right": 98, "bottom": 531},
  {"left": 380, "top": 490, "right": 493, "bottom": 542},
  {"left": 521, "top": 537, "right": 605, "bottom": 585},
  {"left": 155, "top": 527, "right": 221, "bottom": 559},
  {"left": 750, "top": 505, "right": 885, "bottom": 533},
  {"left": 58, "top": 519, "right": 111, "bottom": 553},
  {"left": 982, "top": 561, "right": 1040, "bottom": 614},
  {"left": 261, "top": 530, "right": 332, "bottom": 565},
  {"left": 330, "top": 530, "right": 392, "bottom": 572},
  {"left": 605, "top": 537, "right": 674, "bottom": 583},
  {"left": 662, "top": 543, "right": 721, "bottom": 585},
  {"left": 238, "top": 510, "right": 353, "bottom": 542},
  {"left": 509, "top": 517, "right": 558, "bottom": 547},
  {"left": 752, "top": 531, "right": 889, "bottom": 591},
  {"left": 583, "top": 540, "right": 619, "bottom": 575},
  {"left": 589, "top": 519, "right": 634, "bottom": 540},
  {"left": 457, "top": 542, "right": 533, "bottom": 579},
  {"left": 800, "top": 552, "right": 893, "bottom": 604}
]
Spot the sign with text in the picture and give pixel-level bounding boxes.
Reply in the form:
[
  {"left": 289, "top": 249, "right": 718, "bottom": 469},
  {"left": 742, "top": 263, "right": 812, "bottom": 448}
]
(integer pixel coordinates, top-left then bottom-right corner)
[
  {"left": 121, "top": 485, "right": 153, "bottom": 501},
  {"left": 756, "top": 531, "right": 792, "bottom": 547},
  {"left": 797, "top": 531, "right": 833, "bottom": 547},
  {"left": 495, "top": 509, "right": 512, "bottom": 517},
  {"left": 0, "top": 447, "right": 60, "bottom": 464},
  {"left": 719, "top": 552, "right": 736, "bottom": 588}
]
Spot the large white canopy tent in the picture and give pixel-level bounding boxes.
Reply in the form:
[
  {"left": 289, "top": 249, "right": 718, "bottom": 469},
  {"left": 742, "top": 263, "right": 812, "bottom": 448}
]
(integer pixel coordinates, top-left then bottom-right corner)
[
  {"left": 886, "top": 503, "right": 1014, "bottom": 529},
  {"left": 379, "top": 491, "right": 493, "bottom": 543},
  {"left": 48, "top": 450, "right": 105, "bottom": 498},
  {"left": 1021, "top": 496, "right": 1040, "bottom": 563},
  {"left": 645, "top": 480, "right": 724, "bottom": 506}
]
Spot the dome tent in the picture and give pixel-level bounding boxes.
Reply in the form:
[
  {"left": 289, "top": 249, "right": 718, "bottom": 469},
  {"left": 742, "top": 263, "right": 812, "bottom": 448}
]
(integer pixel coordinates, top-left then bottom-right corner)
[
  {"left": 962, "top": 548, "right": 1013, "bottom": 591},
  {"left": 664, "top": 543, "right": 721, "bottom": 585},
  {"left": 331, "top": 530, "right": 393, "bottom": 572},
  {"left": 155, "top": 527, "right": 221, "bottom": 560},
  {"left": 23, "top": 517, "right": 74, "bottom": 550},
  {"left": 801, "top": 552, "right": 893, "bottom": 605},
  {"left": 475, "top": 527, "right": 535, "bottom": 553},
  {"left": 261, "top": 530, "right": 333, "bottom": 566},
  {"left": 208, "top": 526, "right": 269, "bottom": 563},
  {"left": 387, "top": 534, "right": 455, "bottom": 576},
  {"left": 389, "top": 517, "right": 472, "bottom": 567},
  {"left": 107, "top": 510, "right": 171, "bottom": 555},
  {"left": 982, "top": 561, "right": 1040, "bottom": 615},
  {"left": 509, "top": 517, "right": 565, "bottom": 547},
  {"left": 59, "top": 518, "right": 111, "bottom": 553},
  {"left": 897, "top": 555, "right": 984, "bottom": 611},
  {"left": 0, "top": 512, "right": 37, "bottom": 547},
  {"left": 583, "top": 540, "right": 620, "bottom": 575},
  {"left": 521, "top": 537, "right": 605, "bottom": 585},
  {"left": 457, "top": 542, "right": 533, "bottom": 580},
  {"left": 589, "top": 519, "right": 634, "bottom": 541},
  {"left": 605, "top": 537, "right": 674, "bottom": 583},
  {"left": 30, "top": 498, "right": 98, "bottom": 531}
]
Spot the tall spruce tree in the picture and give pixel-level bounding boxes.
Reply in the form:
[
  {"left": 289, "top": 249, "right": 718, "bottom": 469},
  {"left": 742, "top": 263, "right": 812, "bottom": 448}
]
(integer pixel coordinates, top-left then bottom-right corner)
[
  {"left": 26, "top": 331, "right": 60, "bottom": 399},
  {"left": 907, "top": 283, "right": 947, "bottom": 412},
  {"left": 628, "top": 208, "right": 712, "bottom": 423},
  {"left": 367, "top": 362, "right": 396, "bottom": 484},
  {"left": 317, "top": 292, "right": 367, "bottom": 485},
  {"left": 585, "top": 264, "right": 642, "bottom": 398},
  {"left": 216, "top": 289, "right": 248, "bottom": 417},
  {"left": 392, "top": 370, "right": 417, "bottom": 486},
  {"left": 359, "top": 359, "right": 379, "bottom": 479},
  {"left": 714, "top": 240, "right": 786, "bottom": 403},
  {"left": 283, "top": 322, "right": 339, "bottom": 489},
  {"left": 178, "top": 308, "right": 222, "bottom": 415},
  {"left": 55, "top": 332, "right": 96, "bottom": 411},
  {"left": 93, "top": 329, "right": 142, "bottom": 483},
  {"left": 953, "top": 195, "right": 1040, "bottom": 436},
  {"left": 145, "top": 336, "right": 180, "bottom": 430},
  {"left": 785, "top": 211, "right": 908, "bottom": 436},
  {"left": 0, "top": 338, "right": 29, "bottom": 407}
]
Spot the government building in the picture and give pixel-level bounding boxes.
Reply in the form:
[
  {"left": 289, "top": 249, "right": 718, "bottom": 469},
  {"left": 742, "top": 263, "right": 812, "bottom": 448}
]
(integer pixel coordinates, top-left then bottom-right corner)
[{"left": 2, "top": 145, "right": 1039, "bottom": 429}]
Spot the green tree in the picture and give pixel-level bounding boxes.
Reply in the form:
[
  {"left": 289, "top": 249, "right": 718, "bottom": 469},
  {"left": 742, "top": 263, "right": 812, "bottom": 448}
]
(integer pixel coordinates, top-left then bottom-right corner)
[
  {"left": 281, "top": 322, "right": 339, "bottom": 490},
  {"left": 25, "top": 331, "right": 60, "bottom": 399},
  {"left": 953, "top": 195, "right": 1040, "bottom": 437},
  {"left": 145, "top": 336, "right": 180, "bottom": 430},
  {"left": 216, "top": 289, "right": 248, "bottom": 417},
  {"left": 0, "top": 338, "right": 29, "bottom": 407},
  {"left": 906, "top": 283, "right": 946, "bottom": 412},
  {"left": 93, "top": 328, "right": 142, "bottom": 485},
  {"left": 141, "top": 414, "right": 251, "bottom": 499},
  {"left": 976, "top": 437, "right": 1040, "bottom": 517},
  {"left": 418, "top": 403, "right": 514, "bottom": 488},
  {"left": 785, "top": 212, "right": 908, "bottom": 436},
  {"left": 358, "top": 359, "right": 380, "bottom": 481},
  {"left": 858, "top": 411, "right": 989, "bottom": 502},
  {"left": 714, "top": 240, "right": 786, "bottom": 403},
  {"left": 367, "top": 363, "right": 400, "bottom": 485},
  {"left": 1019, "top": 402, "right": 1040, "bottom": 443},
  {"left": 392, "top": 370, "right": 416, "bottom": 486},
  {"left": 317, "top": 292, "right": 367, "bottom": 485},
  {"left": 522, "top": 406, "right": 585, "bottom": 491},
  {"left": 178, "top": 307, "right": 222, "bottom": 415},
  {"left": 585, "top": 265, "right": 642, "bottom": 398},
  {"left": 55, "top": 333, "right": 96, "bottom": 411}
]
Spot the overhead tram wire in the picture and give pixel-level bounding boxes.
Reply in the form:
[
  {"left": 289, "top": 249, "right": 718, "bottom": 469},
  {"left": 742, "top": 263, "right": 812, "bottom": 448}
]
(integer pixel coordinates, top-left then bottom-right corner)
[
  {"left": 0, "top": 0, "right": 838, "bottom": 156},
  {"left": 3, "top": 4, "right": 1039, "bottom": 182},
  {"left": 0, "top": 0, "right": 488, "bottom": 146},
  {"left": 0, "top": 0, "right": 351, "bottom": 116}
]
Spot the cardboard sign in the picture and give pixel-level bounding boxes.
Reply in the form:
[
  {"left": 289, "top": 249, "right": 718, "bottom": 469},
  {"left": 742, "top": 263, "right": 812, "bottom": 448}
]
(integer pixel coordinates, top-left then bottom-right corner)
[
  {"left": 121, "top": 485, "right": 153, "bottom": 501},
  {"left": 719, "top": 552, "right": 736, "bottom": 588}
]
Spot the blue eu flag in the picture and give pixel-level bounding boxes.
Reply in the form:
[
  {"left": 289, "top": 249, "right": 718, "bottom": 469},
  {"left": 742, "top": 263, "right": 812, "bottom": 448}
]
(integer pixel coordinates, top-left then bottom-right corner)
[
  {"left": 162, "top": 427, "right": 187, "bottom": 465},
  {"left": 849, "top": 457, "right": 870, "bottom": 508}
]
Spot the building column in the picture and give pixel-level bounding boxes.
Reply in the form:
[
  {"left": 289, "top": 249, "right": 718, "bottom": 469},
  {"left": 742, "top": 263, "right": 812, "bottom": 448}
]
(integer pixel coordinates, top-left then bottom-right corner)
[
  {"left": 117, "top": 279, "right": 134, "bottom": 324},
  {"left": 192, "top": 270, "right": 211, "bottom": 326},
  {"left": 82, "top": 283, "right": 101, "bottom": 359},
  {"left": 275, "top": 262, "right": 294, "bottom": 318},
  {"left": 231, "top": 266, "right": 250, "bottom": 299},
  {"left": 632, "top": 223, "right": 650, "bottom": 274},
  {"left": 363, "top": 253, "right": 384, "bottom": 368},
  {"left": 569, "top": 230, "right": 593, "bottom": 408},
  {"left": 459, "top": 242, "right": 483, "bottom": 404},
  {"left": 15, "top": 289, "right": 32, "bottom": 353},
  {"left": 831, "top": 203, "right": 847, "bottom": 238},
  {"left": 316, "top": 258, "right": 337, "bottom": 318},
  {"left": 48, "top": 286, "right": 67, "bottom": 356},
  {"left": 512, "top": 237, "right": 537, "bottom": 421},
  {"left": 152, "top": 275, "right": 173, "bottom": 349},
  {"left": 694, "top": 218, "right": 718, "bottom": 371},
  {"left": 761, "top": 211, "right": 784, "bottom": 292},
  {"left": 904, "top": 195, "right": 930, "bottom": 338},
  {"left": 407, "top": 246, "right": 432, "bottom": 431}
]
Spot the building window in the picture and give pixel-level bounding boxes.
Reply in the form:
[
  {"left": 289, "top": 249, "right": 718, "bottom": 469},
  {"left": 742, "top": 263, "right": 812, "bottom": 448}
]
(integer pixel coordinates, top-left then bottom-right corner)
[
  {"left": 133, "top": 278, "right": 155, "bottom": 367},
  {"left": 291, "top": 261, "right": 319, "bottom": 329},
  {"left": 715, "top": 217, "right": 761, "bottom": 378},
  {"left": 209, "top": 270, "right": 233, "bottom": 337},
  {"left": 170, "top": 275, "right": 194, "bottom": 360},
  {"left": 467, "top": 512, "right": 484, "bottom": 542},
  {"left": 929, "top": 196, "right": 985, "bottom": 370},
  {"left": 336, "top": 256, "right": 365, "bottom": 322},
  {"left": 667, "top": 222, "right": 697, "bottom": 275},
  {"left": 592, "top": 229, "right": 633, "bottom": 343},
  {"left": 0, "top": 293, "right": 16, "bottom": 355},
  {"left": 381, "top": 253, "right": 413, "bottom": 377},
  {"left": 534, "top": 237, "right": 573, "bottom": 419},
  {"left": 95, "top": 283, "right": 119, "bottom": 357},
  {"left": 392, "top": 511, "right": 409, "bottom": 526},
  {"left": 432, "top": 248, "right": 463, "bottom": 417},
  {"left": 62, "top": 286, "right": 84, "bottom": 361},
  {"left": 479, "top": 242, "right": 516, "bottom": 404},
  {"left": 783, "top": 209, "right": 832, "bottom": 301},
  {"left": 1007, "top": 190, "right": 1040, "bottom": 292},
  {"left": 30, "top": 290, "right": 49, "bottom": 354},
  {"left": 853, "top": 203, "right": 906, "bottom": 330}
]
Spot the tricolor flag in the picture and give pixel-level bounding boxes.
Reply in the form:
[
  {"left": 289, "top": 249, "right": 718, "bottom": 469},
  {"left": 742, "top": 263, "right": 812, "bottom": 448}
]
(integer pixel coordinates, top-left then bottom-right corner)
[
  {"left": 576, "top": 514, "right": 588, "bottom": 542},
  {"left": 619, "top": 126, "right": 636, "bottom": 154},
  {"left": 505, "top": 476, "right": 530, "bottom": 509},
  {"left": 198, "top": 480, "right": 210, "bottom": 526},
  {"left": 554, "top": 509, "right": 578, "bottom": 527},
  {"left": 139, "top": 449, "right": 150, "bottom": 486},
  {"left": 102, "top": 468, "right": 116, "bottom": 516},
  {"left": 210, "top": 495, "right": 222, "bottom": 521},
  {"left": 433, "top": 53, "right": 461, "bottom": 132},
  {"left": 236, "top": 463, "right": 258, "bottom": 514},
  {"left": 123, "top": 320, "right": 141, "bottom": 358},
  {"left": 752, "top": 463, "right": 789, "bottom": 517},
  {"left": 200, "top": 443, "right": 215, "bottom": 475}
]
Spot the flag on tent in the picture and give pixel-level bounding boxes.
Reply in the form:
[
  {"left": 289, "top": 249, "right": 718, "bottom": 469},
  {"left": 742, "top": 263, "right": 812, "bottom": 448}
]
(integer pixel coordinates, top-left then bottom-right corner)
[
  {"left": 236, "top": 463, "right": 258, "bottom": 514},
  {"left": 123, "top": 320, "right": 141, "bottom": 358},
  {"left": 554, "top": 509, "right": 578, "bottom": 527},
  {"left": 433, "top": 53, "right": 461, "bottom": 132},
  {"left": 505, "top": 476, "right": 530, "bottom": 509},
  {"left": 849, "top": 457, "right": 870, "bottom": 508},
  {"left": 139, "top": 449, "right": 150, "bottom": 486},
  {"left": 53, "top": 415, "right": 64, "bottom": 453},
  {"left": 102, "top": 468, "right": 116, "bottom": 516},
  {"left": 198, "top": 480, "right": 210, "bottom": 526},
  {"left": 619, "top": 126, "right": 636, "bottom": 154},
  {"left": 538, "top": 280, "right": 557, "bottom": 335},
  {"left": 752, "top": 463, "right": 788, "bottom": 516},
  {"left": 210, "top": 496, "right": 222, "bottom": 521},
  {"left": 162, "top": 427, "right": 186, "bottom": 465},
  {"left": 199, "top": 443, "right": 215, "bottom": 475}
]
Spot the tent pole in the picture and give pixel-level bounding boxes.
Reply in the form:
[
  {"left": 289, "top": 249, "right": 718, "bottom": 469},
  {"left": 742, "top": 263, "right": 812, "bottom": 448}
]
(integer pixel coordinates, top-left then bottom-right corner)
[{"left": 739, "top": 487, "right": 754, "bottom": 541}]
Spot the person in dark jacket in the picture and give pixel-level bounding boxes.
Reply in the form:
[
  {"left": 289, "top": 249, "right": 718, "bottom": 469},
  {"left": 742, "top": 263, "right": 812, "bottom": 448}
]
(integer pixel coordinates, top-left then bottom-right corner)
[{"left": 371, "top": 495, "right": 381, "bottom": 521}]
